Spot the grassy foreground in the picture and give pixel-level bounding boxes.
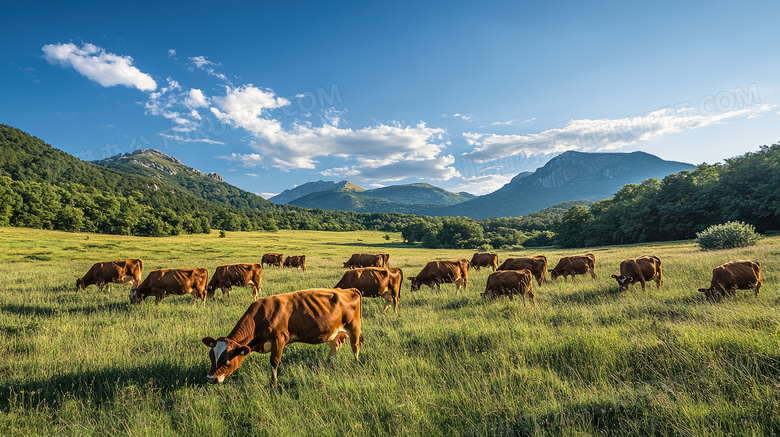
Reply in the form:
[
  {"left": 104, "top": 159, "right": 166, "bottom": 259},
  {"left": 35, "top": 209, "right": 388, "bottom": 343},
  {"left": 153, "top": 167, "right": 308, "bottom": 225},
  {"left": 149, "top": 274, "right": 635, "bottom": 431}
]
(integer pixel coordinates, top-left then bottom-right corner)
[{"left": 0, "top": 227, "right": 778, "bottom": 436}]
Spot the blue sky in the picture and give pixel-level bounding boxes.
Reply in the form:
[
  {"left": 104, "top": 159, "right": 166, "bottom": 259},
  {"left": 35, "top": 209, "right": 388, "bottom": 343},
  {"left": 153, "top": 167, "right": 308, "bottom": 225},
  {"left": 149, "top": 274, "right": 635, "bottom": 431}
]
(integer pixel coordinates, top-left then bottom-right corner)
[{"left": 2, "top": 1, "right": 779, "bottom": 197}]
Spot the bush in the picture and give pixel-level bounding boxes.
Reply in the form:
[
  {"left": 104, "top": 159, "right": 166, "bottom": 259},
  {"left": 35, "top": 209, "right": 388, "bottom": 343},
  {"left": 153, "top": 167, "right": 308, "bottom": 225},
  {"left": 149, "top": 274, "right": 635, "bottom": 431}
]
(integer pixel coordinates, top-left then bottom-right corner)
[{"left": 696, "top": 221, "right": 761, "bottom": 250}]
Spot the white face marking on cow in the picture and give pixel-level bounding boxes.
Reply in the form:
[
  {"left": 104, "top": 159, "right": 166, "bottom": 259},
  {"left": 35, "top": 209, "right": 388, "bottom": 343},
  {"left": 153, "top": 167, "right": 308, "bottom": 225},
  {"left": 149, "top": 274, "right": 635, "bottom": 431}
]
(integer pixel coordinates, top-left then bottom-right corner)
[{"left": 213, "top": 340, "right": 228, "bottom": 364}]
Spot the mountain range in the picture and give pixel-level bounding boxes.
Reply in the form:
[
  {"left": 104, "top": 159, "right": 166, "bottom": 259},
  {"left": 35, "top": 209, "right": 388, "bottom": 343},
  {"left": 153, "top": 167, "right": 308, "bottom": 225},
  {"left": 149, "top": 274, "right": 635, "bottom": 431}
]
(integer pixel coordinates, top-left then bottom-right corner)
[
  {"left": 271, "top": 151, "right": 695, "bottom": 218},
  {"left": 1, "top": 124, "right": 696, "bottom": 222}
]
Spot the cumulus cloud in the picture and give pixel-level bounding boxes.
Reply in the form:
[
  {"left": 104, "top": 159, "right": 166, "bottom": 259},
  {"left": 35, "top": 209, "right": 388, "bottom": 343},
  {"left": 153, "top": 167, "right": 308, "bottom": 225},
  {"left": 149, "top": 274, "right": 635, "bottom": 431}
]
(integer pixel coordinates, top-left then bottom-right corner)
[
  {"left": 321, "top": 154, "right": 460, "bottom": 182},
  {"left": 210, "top": 85, "right": 455, "bottom": 177},
  {"left": 42, "top": 42, "right": 156, "bottom": 91},
  {"left": 462, "top": 104, "right": 776, "bottom": 163},
  {"left": 184, "top": 88, "right": 209, "bottom": 108}
]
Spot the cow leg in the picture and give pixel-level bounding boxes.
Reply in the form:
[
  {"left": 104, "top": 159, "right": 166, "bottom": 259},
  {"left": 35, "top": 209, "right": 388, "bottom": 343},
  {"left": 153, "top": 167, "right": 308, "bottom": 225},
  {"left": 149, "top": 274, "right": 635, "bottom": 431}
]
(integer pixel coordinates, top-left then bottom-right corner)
[
  {"left": 224, "top": 286, "right": 231, "bottom": 297},
  {"left": 345, "top": 326, "right": 361, "bottom": 361},
  {"left": 269, "top": 341, "right": 286, "bottom": 386},
  {"left": 327, "top": 334, "right": 345, "bottom": 362},
  {"left": 589, "top": 269, "right": 597, "bottom": 281},
  {"left": 252, "top": 284, "right": 260, "bottom": 300},
  {"left": 640, "top": 278, "right": 647, "bottom": 292}
]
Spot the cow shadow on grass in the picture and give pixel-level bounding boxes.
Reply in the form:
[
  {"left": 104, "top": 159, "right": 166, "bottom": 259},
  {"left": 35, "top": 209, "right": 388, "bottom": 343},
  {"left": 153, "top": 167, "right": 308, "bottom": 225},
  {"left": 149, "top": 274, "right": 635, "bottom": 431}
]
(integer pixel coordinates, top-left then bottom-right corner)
[{"left": 0, "top": 361, "right": 203, "bottom": 412}]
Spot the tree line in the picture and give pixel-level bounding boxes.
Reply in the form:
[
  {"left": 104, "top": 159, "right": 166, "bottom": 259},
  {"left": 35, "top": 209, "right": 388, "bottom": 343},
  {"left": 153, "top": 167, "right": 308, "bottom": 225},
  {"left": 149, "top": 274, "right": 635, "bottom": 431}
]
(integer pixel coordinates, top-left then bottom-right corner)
[{"left": 551, "top": 144, "right": 780, "bottom": 248}]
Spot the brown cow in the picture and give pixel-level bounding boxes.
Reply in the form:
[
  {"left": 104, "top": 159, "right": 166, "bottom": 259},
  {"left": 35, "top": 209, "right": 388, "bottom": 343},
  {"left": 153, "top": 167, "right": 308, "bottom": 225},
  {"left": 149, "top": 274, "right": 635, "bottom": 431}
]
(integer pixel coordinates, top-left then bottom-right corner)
[
  {"left": 549, "top": 254, "right": 596, "bottom": 281},
  {"left": 611, "top": 256, "right": 663, "bottom": 292},
  {"left": 498, "top": 256, "right": 548, "bottom": 287},
  {"left": 482, "top": 270, "right": 535, "bottom": 305},
  {"left": 378, "top": 253, "right": 390, "bottom": 267},
  {"left": 201, "top": 288, "right": 362, "bottom": 385},
  {"left": 335, "top": 267, "right": 403, "bottom": 312},
  {"left": 76, "top": 258, "right": 143, "bottom": 291},
  {"left": 343, "top": 253, "right": 384, "bottom": 269},
  {"left": 283, "top": 255, "right": 306, "bottom": 271},
  {"left": 408, "top": 259, "right": 469, "bottom": 293},
  {"left": 697, "top": 260, "right": 762, "bottom": 301},
  {"left": 129, "top": 268, "right": 209, "bottom": 304},
  {"left": 470, "top": 252, "right": 498, "bottom": 271},
  {"left": 261, "top": 253, "right": 283, "bottom": 268},
  {"left": 207, "top": 263, "right": 263, "bottom": 299}
]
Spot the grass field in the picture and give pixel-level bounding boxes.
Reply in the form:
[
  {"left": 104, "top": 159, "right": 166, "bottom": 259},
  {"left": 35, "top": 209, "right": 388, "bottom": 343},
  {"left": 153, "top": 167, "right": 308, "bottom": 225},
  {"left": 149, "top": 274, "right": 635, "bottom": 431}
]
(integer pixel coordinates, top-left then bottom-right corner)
[{"left": 0, "top": 227, "right": 778, "bottom": 436}]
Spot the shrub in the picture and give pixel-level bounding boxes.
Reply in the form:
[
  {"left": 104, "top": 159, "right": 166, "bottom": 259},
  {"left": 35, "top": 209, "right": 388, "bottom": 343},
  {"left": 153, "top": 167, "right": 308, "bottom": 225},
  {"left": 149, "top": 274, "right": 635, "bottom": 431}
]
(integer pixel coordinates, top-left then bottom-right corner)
[
  {"left": 696, "top": 221, "right": 761, "bottom": 250},
  {"left": 219, "top": 230, "right": 226, "bottom": 238}
]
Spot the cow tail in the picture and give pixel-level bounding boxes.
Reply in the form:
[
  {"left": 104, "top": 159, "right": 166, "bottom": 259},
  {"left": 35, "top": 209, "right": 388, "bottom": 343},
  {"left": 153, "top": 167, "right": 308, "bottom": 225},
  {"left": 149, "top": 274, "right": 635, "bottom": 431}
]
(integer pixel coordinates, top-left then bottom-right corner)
[{"left": 397, "top": 268, "right": 403, "bottom": 301}]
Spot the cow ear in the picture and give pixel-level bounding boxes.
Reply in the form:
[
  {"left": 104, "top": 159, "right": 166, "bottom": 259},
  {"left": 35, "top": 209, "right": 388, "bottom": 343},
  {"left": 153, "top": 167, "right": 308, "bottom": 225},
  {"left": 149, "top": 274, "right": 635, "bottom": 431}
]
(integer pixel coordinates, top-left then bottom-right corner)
[
  {"left": 202, "top": 337, "right": 217, "bottom": 347},
  {"left": 238, "top": 346, "right": 251, "bottom": 356},
  {"left": 611, "top": 274, "right": 617, "bottom": 278},
  {"left": 627, "top": 277, "right": 633, "bottom": 282}
]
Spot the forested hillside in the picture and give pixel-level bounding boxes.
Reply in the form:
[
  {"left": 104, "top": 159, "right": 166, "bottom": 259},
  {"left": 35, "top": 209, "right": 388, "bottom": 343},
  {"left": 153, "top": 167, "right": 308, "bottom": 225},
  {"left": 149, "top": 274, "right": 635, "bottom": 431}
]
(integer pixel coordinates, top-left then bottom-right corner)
[
  {"left": 0, "top": 125, "right": 420, "bottom": 235},
  {"left": 552, "top": 144, "right": 780, "bottom": 247},
  {"left": 94, "top": 149, "right": 275, "bottom": 211}
]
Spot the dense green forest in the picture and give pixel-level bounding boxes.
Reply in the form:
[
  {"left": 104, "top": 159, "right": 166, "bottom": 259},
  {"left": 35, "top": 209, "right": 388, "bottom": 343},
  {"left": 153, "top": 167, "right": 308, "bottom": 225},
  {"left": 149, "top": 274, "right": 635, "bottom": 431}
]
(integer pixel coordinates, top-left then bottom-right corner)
[{"left": 551, "top": 143, "right": 780, "bottom": 248}]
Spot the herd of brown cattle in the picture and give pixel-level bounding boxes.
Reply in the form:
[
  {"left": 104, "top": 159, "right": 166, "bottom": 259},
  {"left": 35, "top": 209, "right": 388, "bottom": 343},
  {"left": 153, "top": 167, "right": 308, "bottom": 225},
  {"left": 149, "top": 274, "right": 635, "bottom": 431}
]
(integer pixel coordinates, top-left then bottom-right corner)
[{"left": 75, "top": 251, "right": 763, "bottom": 385}]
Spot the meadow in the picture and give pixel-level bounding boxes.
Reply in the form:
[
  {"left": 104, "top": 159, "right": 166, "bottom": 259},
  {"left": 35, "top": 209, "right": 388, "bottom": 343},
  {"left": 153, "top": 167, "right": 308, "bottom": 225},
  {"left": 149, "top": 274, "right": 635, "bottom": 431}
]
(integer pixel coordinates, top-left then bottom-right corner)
[{"left": 0, "top": 227, "right": 778, "bottom": 436}]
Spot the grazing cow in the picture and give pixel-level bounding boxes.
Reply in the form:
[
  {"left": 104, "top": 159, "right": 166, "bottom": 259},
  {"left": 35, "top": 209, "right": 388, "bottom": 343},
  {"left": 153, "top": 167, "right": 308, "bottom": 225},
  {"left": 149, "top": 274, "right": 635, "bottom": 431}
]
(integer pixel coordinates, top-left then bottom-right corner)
[
  {"left": 549, "top": 254, "right": 596, "bottom": 281},
  {"left": 283, "top": 255, "right": 307, "bottom": 271},
  {"left": 76, "top": 258, "right": 143, "bottom": 292},
  {"left": 611, "top": 256, "right": 663, "bottom": 292},
  {"left": 697, "top": 260, "right": 762, "bottom": 301},
  {"left": 207, "top": 263, "right": 263, "bottom": 299},
  {"left": 498, "top": 256, "right": 548, "bottom": 287},
  {"left": 343, "top": 253, "right": 384, "bottom": 269},
  {"left": 482, "top": 270, "right": 535, "bottom": 305},
  {"left": 335, "top": 267, "right": 403, "bottom": 312},
  {"left": 129, "top": 268, "right": 209, "bottom": 304},
  {"left": 201, "top": 288, "right": 362, "bottom": 385},
  {"left": 470, "top": 252, "right": 498, "bottom": 271},
  {"left": 261, "top": 253, "right": 283, "bottom": 268},
  {"left": 408, "top": 259, "right": 469, "bottom": 293},
  {"left": 378, "top": 253, "right": 390, "bottom": 267}
]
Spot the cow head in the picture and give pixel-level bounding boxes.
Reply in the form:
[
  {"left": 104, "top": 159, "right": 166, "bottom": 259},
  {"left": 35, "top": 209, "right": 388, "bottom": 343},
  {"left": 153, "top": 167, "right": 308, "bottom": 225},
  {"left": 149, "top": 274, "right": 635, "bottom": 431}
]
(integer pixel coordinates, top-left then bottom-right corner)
[
  {"left": 548, "top": 269, "right": 560, "bottom": 281},
  {"left": 76, "top": 278, "right": 86, "bottom": 291},
  {"left": 697, "top": 287, "right": 722, "bottom": 302},
  {"left": 611, "top": 274, "right": 633, "bottom": 291},
  {"left": 408, "top": 276, "right": 421, "bottom": 292},
  {"left": 128, "top": 289, "right": 143, "bottom": 304},
  {"left": 201, "top": 336, "right": 251, "bottom": 383}
]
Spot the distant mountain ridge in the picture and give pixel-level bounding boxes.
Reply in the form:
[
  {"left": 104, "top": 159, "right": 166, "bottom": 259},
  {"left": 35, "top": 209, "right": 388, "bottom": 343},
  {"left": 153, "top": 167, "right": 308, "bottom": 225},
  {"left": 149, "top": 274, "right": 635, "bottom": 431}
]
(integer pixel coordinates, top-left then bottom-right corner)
[
  {"left": 269, "top": 180, "right": 364, "bottom": 204},
  {"left": 435, "top": 150, "right": 696, "bottom": 218},
  {"left": 270, "top": 180, "right": 476, "bottom": 213},
  {"left": 273, "top": 151, "right": 695, "bottom": 218}
]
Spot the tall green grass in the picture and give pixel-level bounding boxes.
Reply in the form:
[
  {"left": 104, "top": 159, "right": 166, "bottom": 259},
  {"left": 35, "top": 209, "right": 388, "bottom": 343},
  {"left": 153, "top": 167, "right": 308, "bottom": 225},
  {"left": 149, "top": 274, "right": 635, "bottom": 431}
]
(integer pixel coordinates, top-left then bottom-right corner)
[{"left": 0, "top": 227, "right": 777, "bottom": 435}]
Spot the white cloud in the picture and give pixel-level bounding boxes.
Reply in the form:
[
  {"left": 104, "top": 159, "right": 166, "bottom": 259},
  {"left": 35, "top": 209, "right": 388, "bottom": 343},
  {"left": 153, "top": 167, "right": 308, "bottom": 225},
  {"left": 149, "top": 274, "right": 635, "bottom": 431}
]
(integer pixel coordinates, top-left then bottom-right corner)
[
  {"left": 453, "top": 113, "right": 474, "bottom": 122},
  {"left": 184, "top": 88, "right": 209, "bottom": 108},
  {"left": 210, "top": 84, "right": 455, "bottom": 175},
  {"left": 463, "top": 104, "right": 776, "bottom": 163},
  {"left": 245, "top": 173, "right": 259, "bottom": 177},
  {"left": 491, "top": 117, "right": 535, "bottom": 126},
  {"left": 189, "top": 55, "right": 229, "bottom": 82},
  {"left": 42, "top": 42, "right": 156, "bottom": 91},
  {"left": 158, "top": 133, "right": 225, "bottom": 145},
  {"left": 168, "top": 49, "right": 177, "bottom": 57},
  {"left": 321, "top": 154, "right": 460, "bottom": 182}
]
